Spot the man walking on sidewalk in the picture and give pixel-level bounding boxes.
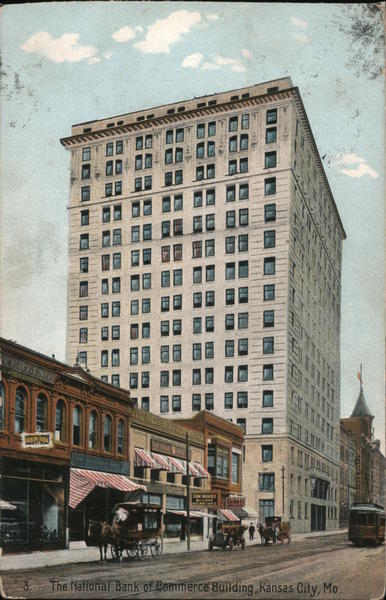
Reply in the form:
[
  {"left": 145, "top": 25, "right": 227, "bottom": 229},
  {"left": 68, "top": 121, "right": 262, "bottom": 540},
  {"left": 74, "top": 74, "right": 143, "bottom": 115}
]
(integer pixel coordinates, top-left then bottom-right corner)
[{"left": 248, "top": 522, "right": 255, "bottom": 541}]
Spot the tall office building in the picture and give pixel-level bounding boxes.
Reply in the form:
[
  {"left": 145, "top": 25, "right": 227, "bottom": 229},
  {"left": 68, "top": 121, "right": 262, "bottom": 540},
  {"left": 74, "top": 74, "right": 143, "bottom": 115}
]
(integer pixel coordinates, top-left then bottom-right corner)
[{"left": 61, "top": 77, "right": 345, "bottom": 532}]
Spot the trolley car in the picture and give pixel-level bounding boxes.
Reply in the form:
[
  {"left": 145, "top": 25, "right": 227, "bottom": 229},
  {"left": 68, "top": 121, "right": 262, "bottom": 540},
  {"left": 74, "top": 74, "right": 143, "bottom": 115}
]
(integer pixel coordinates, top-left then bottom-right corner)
[{"left": 348, "top": 503, "right": 385, "bottom": 546}]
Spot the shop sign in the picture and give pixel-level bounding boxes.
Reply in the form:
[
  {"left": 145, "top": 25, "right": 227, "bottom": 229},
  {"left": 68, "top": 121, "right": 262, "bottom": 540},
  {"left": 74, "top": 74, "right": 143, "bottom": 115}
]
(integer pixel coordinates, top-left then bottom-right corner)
[
  {"left": 151, "top": 438, "right": 190, "bottom": 460},
  {"left": 226, "top": 496, "right": 245, "bottom": 509},
  {"left": 71, "top": 452, "right": 130, "bottom": 475},
  {"left": 191, "top": 492, "right": 218, "bottom": 507},
  {"left": 22, "top": 432, "right": 53, "bottom": 449}
]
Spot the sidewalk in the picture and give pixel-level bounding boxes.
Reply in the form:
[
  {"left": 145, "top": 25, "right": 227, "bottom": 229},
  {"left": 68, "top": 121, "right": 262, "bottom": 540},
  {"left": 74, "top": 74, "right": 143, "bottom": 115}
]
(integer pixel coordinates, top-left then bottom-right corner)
[{"left": 0, "top": 529, "right": 347, "bottom": 572}]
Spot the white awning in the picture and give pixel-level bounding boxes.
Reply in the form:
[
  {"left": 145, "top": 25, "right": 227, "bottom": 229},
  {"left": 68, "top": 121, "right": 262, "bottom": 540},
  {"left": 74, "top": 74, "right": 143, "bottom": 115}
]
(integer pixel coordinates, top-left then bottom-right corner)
[
  {"left": 69, "top": 468, "right": 145, "bottom": 509},
  {"left": 217, "top": 508, "right": 239, "bottom": 522},
  {"left": 134, "top": 448, "right": 156, "bottom": 468}
]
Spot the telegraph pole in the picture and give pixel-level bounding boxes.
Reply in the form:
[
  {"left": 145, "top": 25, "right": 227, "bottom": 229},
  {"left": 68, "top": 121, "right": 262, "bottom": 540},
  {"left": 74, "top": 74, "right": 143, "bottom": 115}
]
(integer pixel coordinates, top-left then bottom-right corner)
[
  {"left": 186, "top": 432, "right": 191, "bottom": 551},
  {"left": 281, "top": 465, "right": 285, "bottom": 518}
]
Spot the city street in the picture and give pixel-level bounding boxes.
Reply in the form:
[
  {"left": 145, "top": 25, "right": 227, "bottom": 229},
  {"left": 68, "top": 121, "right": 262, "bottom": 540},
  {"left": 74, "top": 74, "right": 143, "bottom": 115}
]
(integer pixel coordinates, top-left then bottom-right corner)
[{"left": 1, "top": 533, "right": 384, "bottom": 600}]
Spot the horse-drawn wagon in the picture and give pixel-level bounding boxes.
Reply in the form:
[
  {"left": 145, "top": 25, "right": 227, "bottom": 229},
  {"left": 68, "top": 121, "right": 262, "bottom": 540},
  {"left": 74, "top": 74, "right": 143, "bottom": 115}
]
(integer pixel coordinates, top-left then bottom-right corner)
[
  {"left": 259, "top": 516, "right": 291, "bottom": 545},
  {"left": 208, "top": 523, "right": 247, "bottom": 551},
  {"left": 88, "top": 501, "right": 163, "bottom": 561}
]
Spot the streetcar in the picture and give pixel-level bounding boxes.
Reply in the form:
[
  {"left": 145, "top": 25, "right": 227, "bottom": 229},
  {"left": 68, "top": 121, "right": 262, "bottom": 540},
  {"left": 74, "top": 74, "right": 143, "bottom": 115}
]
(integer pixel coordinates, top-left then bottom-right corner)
[{"left": 348, "top": 503, "right": 385, "bottom": 545}]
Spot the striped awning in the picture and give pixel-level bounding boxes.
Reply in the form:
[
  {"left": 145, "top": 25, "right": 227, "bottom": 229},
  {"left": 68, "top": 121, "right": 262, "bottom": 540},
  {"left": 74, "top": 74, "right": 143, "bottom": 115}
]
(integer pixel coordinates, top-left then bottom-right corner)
[
  {"left": 218, "top": 508, "right": 239, "bottom": 522},
  {"left": 180, "top": 459, "right": 199, "bottom": 477},
  {"left": 193, "top": 462, "right": 210, "bottom": 479},
  {"left": 134, "top": 448, "right": 156, "bottom": 468},
  {"left": 167, "top": 510, "right": 206, "bottom": 519},
  {"left": 0, "top": 499, "right": 17, "bottom": 511},
  {"left": 69, "top": 468, "right": 145, "bottom": 509},
  {"left": 166, "top": 456, "right": 185, "bottom": 474},
  {"left": 151, "top": 453, "right": 171, "bottom": 471}
]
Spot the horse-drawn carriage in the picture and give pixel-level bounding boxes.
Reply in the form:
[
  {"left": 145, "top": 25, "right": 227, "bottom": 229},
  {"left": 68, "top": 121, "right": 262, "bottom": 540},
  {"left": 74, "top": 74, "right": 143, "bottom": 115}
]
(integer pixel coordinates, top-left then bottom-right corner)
[
  {"left": 259, "top": 516, "right": 291, "bottom": 545},
  {"left": 88, "top": 501, "right": 163, "bottom": 561},
  {"left": 208, "top": 523, "right": 247, "bottom": 551}
]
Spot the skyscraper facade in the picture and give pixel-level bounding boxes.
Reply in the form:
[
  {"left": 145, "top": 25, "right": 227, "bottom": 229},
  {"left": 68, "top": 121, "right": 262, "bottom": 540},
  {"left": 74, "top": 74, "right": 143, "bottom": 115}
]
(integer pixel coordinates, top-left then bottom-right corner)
[{"left": 61, "top": 77, "right": 345, "bottom": 532}]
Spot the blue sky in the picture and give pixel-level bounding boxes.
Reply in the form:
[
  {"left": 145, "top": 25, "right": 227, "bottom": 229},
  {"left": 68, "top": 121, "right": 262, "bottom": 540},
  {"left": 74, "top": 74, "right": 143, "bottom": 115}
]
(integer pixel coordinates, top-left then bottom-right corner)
[{"left": 0, "top": 2, "right": 384, "bottom": 446}]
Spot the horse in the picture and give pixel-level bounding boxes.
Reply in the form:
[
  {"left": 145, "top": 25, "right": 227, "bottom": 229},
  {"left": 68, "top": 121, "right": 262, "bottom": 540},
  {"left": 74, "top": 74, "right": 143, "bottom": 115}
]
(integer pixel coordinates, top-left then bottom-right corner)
[{"left": 88, "top": 520, "right": 120, "bottom": 562}]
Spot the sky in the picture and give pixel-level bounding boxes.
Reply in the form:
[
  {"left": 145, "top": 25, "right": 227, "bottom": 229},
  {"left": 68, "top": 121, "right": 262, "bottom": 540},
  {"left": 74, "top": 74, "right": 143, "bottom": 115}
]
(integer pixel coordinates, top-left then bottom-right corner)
[{"left": 0, "top": 2, "right": 384, "bottom": 447}]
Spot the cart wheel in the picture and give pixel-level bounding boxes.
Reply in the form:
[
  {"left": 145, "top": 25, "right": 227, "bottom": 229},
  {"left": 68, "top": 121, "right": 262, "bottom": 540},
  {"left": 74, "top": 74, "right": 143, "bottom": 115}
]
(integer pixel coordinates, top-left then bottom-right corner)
[
  {"left": 241, "top": 538, "right": 246, "bottom": 550},
  {"left": 137, "top": 541, "right": 146, "bottom": 560},
  {"left": 229, "top": 538, "right": 234, "bottom": 551},
  {"left": 151, "top": 536, "right": 163, "bottom": 559},
  {"left": 126, "top": 547, "right": 137, "bottom": 560},
  {"left": 111, "top": 544, "right": 121, "bottom": 561}
]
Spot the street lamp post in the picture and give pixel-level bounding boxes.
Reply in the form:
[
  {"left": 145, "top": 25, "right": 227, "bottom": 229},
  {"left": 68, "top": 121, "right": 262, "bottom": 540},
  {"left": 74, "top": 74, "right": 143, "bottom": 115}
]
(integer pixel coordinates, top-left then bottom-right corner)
[
  {"left": 281, "top": 465, "right": 285, "bottom": 519},
  {"left": 186, "top": 432, "right": 191, "bottom": 552}
]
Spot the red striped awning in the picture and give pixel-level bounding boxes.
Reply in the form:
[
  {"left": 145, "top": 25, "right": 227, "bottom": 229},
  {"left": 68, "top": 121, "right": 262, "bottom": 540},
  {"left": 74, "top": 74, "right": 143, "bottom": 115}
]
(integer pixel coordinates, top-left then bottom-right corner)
[
  {"left": 167, "top": 510, "right": 205, "bottom": 519},
  {"left": 69, "top": 468, "right": 145, "bottom": 509},
  {"left": 218, "top": 509, "right": 239, "bottom": 522},
  {"left": 193, "top": 462, "right": 210, "bottom": 479},
  {"left": 166, "top": 456, "right": 184, "bottom": 474},
  {"left": 134, "top": 448, "right": 156, "bottom": 468},
  {"left": 151, "top": 453, "right": 171, "bottom": 471},
  {"left": 180, "top": 459, "right": 199, "bottom": 477}
]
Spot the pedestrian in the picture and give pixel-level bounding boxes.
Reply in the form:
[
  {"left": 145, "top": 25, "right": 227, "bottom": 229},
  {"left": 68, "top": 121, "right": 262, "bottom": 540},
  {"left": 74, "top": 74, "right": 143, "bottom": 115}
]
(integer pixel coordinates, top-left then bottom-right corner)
[
  {"left": 258, "top": 523, "right": 265, "bottom": 544},
  {"left": 248, "top": 522, "right": 255, "bottom": 541},
  {"left": 273, "top": 524, "right": 279, "bottom": 545}
]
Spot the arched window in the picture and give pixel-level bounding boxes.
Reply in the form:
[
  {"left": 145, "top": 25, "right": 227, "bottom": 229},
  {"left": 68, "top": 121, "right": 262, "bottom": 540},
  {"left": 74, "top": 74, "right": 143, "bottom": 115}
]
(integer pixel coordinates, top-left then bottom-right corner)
[
  {"left": 55, "top": 400, "right": 66, "bottom": 442},
  {"left": 103, "top": 415, "right": 112, "bottom": 452},
  {"left": 36, "top": 394, "right": 48, "bottom": 432},
  {"left": 15, "top": 388, "right": 26, "bottom": 433},
  {"left": 117, "top": 420, "right": 125, "bottom": 455},
  {"left": 72, "top": 406, "right": 82, "bottom": 446},
  {"left": 89, "top": 411, "right": 98, "bottom": 449},
  {"left": 0, "top": 383, "right": 5, "bottom": 429}
]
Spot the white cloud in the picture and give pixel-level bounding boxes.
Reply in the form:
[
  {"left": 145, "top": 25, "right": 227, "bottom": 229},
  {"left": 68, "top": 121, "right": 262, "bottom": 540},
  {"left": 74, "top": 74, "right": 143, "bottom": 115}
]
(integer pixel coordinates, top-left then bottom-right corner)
[
  {"left": 241, "top": 48, "right": 251, "bottom": 59},
  {"left": 134, "top": 10, "right": 201, "bottom": 54},
  {"left": 206, "top": 14, "right": 219, "bottom": 21},
  {"left": 103, "top": 51, "right": 112, "bottom": 60},
  {"left": 203, "top": 54, "right": 246, "bottom": 72},
  {"left": 182, "top": 53, "right": 203, "bottom": 69},
  {"left": 88, "top": 57, "right": 100, "bottom": 65},
  {"left": 202, "top": 61, "right": 221, "bottom": 71},
  {"left": 112, "top": 25, "right": 143, "bottom": 43},
  {"left": 334, "top": 153, "right": 379, "bottom": 179},
  {"left": 21, "top": 32, "right": 99, "bottom": 64},
  {"left": 293, "top": 32, "right": 310, "bottom": 44},
  {"left": 290, "top": 16, "right": 308, "bottom": 29}
]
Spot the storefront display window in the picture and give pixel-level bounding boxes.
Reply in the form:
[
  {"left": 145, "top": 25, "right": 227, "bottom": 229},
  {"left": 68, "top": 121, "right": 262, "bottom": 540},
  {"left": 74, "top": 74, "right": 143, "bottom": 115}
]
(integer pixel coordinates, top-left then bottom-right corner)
[
  {"left": 15, "top": 388, "right": 26, "bottom": 433},
  {"left": 0, "top": 459, "right": 67, "bottom": 551}
]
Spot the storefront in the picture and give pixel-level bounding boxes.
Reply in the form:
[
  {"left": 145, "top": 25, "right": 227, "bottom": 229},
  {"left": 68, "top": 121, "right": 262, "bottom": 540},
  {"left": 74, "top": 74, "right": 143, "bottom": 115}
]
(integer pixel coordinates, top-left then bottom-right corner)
[{"left": 0, "top": 456, "right": 68, "bottom": 553}]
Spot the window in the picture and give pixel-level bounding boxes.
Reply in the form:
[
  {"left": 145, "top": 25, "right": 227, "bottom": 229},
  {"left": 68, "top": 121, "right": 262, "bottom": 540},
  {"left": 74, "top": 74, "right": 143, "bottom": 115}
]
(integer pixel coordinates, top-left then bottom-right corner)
[
  {"left": 225, "top": 340, "right": 234, "bottom": 357},
  {"left": 36, "top": 394, "right": 48, "bottom": 432},
  {"left": 130, "top": 373, "right": 138, "bottom": 389},
  {"left": 79, "top": 327, "right": 88, "bottom": 344},
  {"left": 226, "top": 236, "right": 235, "bottom": 254},
  {"left": 115, "top": 160, "right": 122, "bottom": 175},
  {"left": 259, "top": 473, "right": 275, "bottom": 491},
  {"left": 266, "top": 108, "right": 277, "bottom": 124},
  {"left": 143, "top": 224, "right": 152, "bottom": 240},
  {"left": 173, "top": 319, "right": 182, "bottom": 335},
  {"left": 81, "top": 164, "right": 91, "bottom": 180},
  {"left": 103, "top": 415, "right": 112, "bottom": 452},
  {"left": 262, "top": 445, "right": 273, "bottom": 462},
  {"left": 239, "top": 287, "right": 248, "bottom": 303},
  {"left": 206, "top": 265, "right": 215, "bottom": 282},
  {"left": 131, "top": 275, "right": 140, "bottom": 291},
  {"left": 136, "top": 136, "right": 143, "bottom": 150},
  {"left": 192, "top": 240, "right": 202, "bottom": 259},
  {"left": 229, "top": 116, "right": 238, "bottom": 132},
  {"left": 113, "top": 229, "right": 121, "bottom": 245},
  {"left": 238, "top": 338, "right": 248, "bottom": 356},
  {"left": 82, "top": 147, "right": 91, "bottom": 161},
  {"left": 173, "top": 194, "right": 183, "bottom": 211},
  {"left": 266, "top": 127, "right": 277, "bottom": 144},
  {"left": 205, "top": 316, "right": 214, "bottom": 332},
  {"left": 226, "top": 289, "right": 235, "bottom": 305},
  {"left": 207, "top": 164, "right": 215, "bottom": 178},
  {"left": 240, "top": 158, "right": 248, "bottom": 173},
  {"left": 130, "top": 348, "right": 138, "bottom": 365},
  {"left": 208, "top": 121, "right": 216, "bottom": 136},
  {"left": 173, "top": 219, "right": 183, "bottom": 236},
  {"left": 225, "top": 314, "right": 234, "bottom": 330},
  {"left": 130, "top": 300, "right": 139, "bottom": 316},
  {"left": 264, "top": 203, "right": 276, "bottom": 222},
  {"left": 205, "top": 393, "right": 214, "bottom": 411},
  {"left": 240, "top": 134, "right": 248, "bottom": 150},
  {"left": 205, "top": 341, "right": 214, "bottom": 359},
  {"left": 264, "top": 284, "right": 275, "bottom": 301},
  {"left": 161, "top": 321, "right": 169, "bottom": 336},
  {"left": 228, "top": 160, "right": 237, "bottom": 175},
  {"left": 166, "top": 130, "right": 173, "bottom": 144},
  {"left": 79, "top": 281, "right": 88, "bottom": 298},
  {"left": 238, "top": 260, "right": 249, "bottom": 278},
  {"left": 135, "top": 177, "right": 142, "bottom": 191},
  {"left": 196, "top": 142, "right": 205, "bottom": 159},
  {"left": 264, "top": 257, "right": 276, "bottom": 275},
  {"left": 101, "top": 350, "right": 108, "bottom": 367},
  {"left": 262, "top": 418, "right": 273, "bottom": 434},
  {"left": 225, "top": 366, "right": 233, "bottom": 383},
  {"left": 193, "top": 266, "right": 202, "bottom": 284},
  {"left": 79, "top": 305, "right": 88, "bottom": 320},
  {"left": 141, "top": 398, "right": 150, "bottom": 412},
  {"left": 112, "top": 325, "right": 120, "bottom": 340},
  {"left": 173, "top": 345, "right": 181, "bottom": 361},
  {"left": 265, "top": 151, "right": 277, "bottom": 169},
  {"left": 54, "top": 400, "right": 65, "bottom": 442},
  {"left": 263, "top": 364, "right": 274, "bottom": 380},
  {"left": 264, "top": 310, "right": 275, "bottom": 327},
  {"left": 165, "top": 172, "right": 173, "bottom": 186},
  {"left": 142, "top": 371, "right": 150, "bottom": 388},
  {"left": 193, "top": 317, "right": 202, "bottom": 333},
  {"left": 175, "top": 170, "right": 183, "bottom": 185},
  {"left": 238, "top": 365, "right": 248, "bottom": 382},
  {"left": 145, "top": 154, "right": 152, "bottom": 169},
  {"left": 162, "top": 221, "right": 170, "bottom": 238},
  {"left": 264, "top": 177, "right": 276, "bottom": 195},
  {"left": 239, "top": 208, "right": 249, "bottom": 227},
  {"left": 81, "top": 210, "right": 89, "bottom": 226},
  {"left": 193, "top": 292, "right": 202, "bottom": 308},
  {"left": 262, "top": 391, "right": 274, "bottom": 409},
  {"left": 81, "top": 186, "right": 90, "bottom": 201},
  {"left": 238, "top": 312, "right": 248, "bottom": 329},
  {"left": 241, "top": 113, "right": 250, "bottom": 129},
  {"left": 172, "top": 369, "right": 181, "bottom": 386},
  {"left": 172, "top": 396, "right": 181, "bottom": 412},
  {"left": 78, "top": 351, "right": 87, "bottom": 367},
  {"left": 135, "top": 155, "right": 143, "bottom": 171},
  {"left": 263, "top": 337, "right": 274, "bottom": 354},
  {"left": 113, "top": 253, "right": 121, "bottom": 269},
  {"left": 223, "top": 393, "right": 233, "bottom": 410},
  {"left": 142, "top": 273, "right": 151, "bottom": 289},
  {"left": 226, "top": 210, "right": 236, "bottom": 228},
  {"left": 193, "top": 343, "right": 202, "bottom": 361},
  {"left": 160, "top": 346, "right": 169, "bottom": 363},
  {"left": 88, "top": 411, "right": 98, "bottom": 449},
  {"left": 192, "top": 394, "right": 201, "bottom": 411},
  {"left": 79, "top": 234, "right": 89, "bottom": 250},
  {"left": 207, "top": 141, "right": 215, "bottom": 157},
  {"left": 114, "top": 205, "right": 122, "bottom": 221},
  {"left": 173, "top": 294, "right": 182, "bottom": 310},
  {"left": 143, "top": 199, "right": 152, "bottom": 216},
  {"left": 239, "top": 183, "right": 249, "bottom": 200},
  {"left": 161, "top": 296, "right": 170, "bottom": 312},
  {"left": 72, "top": 406, "right": 82, "bottom": 446},
  {"left": 142, "top": 322, "right": 150, "bottom": 338},
  {"left": 264, "top": 230, "right": 276, "bottom": 248},
  {"left": 173, "top": 269, "right": 182, "bottom": 286},
  {"left": 205, "top": 290, "right": 215, "bottom": 307},
  {"left": 176, "top": 128, "right": 184, "bottom": 142},
  {"left": 226, "top": 262, "right": 235, "bottom": 280},
  {"left": 193, "top": 216, "right": 202, "bottom": 233},
  {"left": 160, "top": 396, "right": 169, "bottom": 413},
  {"left": 196, "top": 123, "right": 205, "bottom": 138},
  {"left": 143, "top": 248, "right": 151, "bottom": 265},
  {"left": 105, "top": 182, "right": 113, "bottom": 197},
  {"left": 238, "top": 391, "right": 248, "bottom": 408},
  {"left": 117, "top": 420, "right": 125, "bottom": 454},
  {"left": 196, "top": 166, "right": 204, "bottom": 180}
]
